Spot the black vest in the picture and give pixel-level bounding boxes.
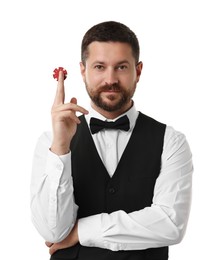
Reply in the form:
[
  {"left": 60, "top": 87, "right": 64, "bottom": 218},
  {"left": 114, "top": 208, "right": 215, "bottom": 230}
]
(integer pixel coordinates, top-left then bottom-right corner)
[{"left": 51, "top": 112, "right": 168, "bottom": 260}]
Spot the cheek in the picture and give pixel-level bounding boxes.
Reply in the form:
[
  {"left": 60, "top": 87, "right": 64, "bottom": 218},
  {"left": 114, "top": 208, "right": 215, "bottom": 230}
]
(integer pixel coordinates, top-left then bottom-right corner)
[
  {"left": 122, "top": 74, "right": 137, "bottom": 87},
  {"left": 85, "top": 71, "right": 102, "bottom": 86}
]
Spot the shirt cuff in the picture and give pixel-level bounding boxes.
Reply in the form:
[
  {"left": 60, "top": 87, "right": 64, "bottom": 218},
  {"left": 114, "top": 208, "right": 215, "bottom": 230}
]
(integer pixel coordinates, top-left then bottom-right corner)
[
  {"left": 78, "top": 214, "right": 105, "bottom": 249},
  {"left": 45, "top": 149, "right": 72, "bottom": 183}
]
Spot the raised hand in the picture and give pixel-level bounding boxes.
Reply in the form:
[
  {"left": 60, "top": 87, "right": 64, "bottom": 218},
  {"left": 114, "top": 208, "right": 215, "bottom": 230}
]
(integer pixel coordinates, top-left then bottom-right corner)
[{"left": 50, "top": 71, "right": 88, "bottom": 155}]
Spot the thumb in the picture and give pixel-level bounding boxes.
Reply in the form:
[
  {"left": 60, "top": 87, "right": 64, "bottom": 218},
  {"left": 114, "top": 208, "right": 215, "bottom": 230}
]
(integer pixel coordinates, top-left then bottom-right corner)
[{"left": 70, "top": 97, "right": 77, "bottom": 104}]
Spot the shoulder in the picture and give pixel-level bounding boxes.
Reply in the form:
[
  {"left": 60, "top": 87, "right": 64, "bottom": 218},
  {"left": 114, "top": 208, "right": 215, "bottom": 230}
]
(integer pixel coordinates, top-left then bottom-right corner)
[
  {"left": 163, "top": 126, "right": 192, "bottom": 160},
  {"left": 164, "top": 126, "right": 187, "bottom": 146},
  {"left": 138, "top": 111, "right": 191, "bottom": 157},
  {"left": 138, "top": 112, "right": 166, "bottom": 129}
]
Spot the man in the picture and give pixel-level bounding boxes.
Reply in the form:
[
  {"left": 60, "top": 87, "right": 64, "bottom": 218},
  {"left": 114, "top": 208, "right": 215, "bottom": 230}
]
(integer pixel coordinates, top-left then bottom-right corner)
[{"left": 31, "top": 21, "right": 193, "bottom": 260}]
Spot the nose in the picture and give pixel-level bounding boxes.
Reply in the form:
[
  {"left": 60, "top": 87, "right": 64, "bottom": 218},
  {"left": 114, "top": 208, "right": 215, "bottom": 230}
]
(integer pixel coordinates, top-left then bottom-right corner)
[{"left": 104, "top": 68, "right": 118, "bottom": 86}]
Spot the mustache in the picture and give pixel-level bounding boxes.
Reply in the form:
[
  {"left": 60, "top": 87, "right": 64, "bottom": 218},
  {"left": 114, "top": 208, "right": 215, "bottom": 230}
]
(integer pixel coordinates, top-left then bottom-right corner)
[{"left": 98, "top": 83, "right": 121, "bottom": 92}]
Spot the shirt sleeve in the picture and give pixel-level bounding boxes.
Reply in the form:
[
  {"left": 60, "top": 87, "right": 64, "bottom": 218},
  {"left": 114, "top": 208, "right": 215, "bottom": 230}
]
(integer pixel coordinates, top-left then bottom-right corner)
[
  {"left": 30, "top": 132, "right": 78, "bottom": 243},
  {"left": 78, "top": 126, "right": 193, "bottom": 251}
]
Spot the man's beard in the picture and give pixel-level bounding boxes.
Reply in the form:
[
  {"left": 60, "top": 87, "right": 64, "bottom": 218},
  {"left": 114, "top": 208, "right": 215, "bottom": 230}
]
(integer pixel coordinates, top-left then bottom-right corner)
[{"left": 85, "top": 83, "right": 135, "bottom": 112}]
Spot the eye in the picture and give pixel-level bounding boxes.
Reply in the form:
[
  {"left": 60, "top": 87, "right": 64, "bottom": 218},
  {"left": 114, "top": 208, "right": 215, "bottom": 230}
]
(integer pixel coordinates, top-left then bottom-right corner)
[
  {"left": 116, "top": 65, "right": 128, "bottom": 71},
  {"left": 94, "top": 65, "right": 104, "bottom": 70}
]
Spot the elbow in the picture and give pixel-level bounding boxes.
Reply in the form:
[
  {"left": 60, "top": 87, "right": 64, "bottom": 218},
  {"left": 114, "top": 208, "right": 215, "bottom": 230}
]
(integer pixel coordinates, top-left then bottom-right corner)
[
  {"left": 172, "top": 229, "right": 184, "bottom": 245},
  {"left": 30, "top": 197, "right": 78, "bottom": 243},
  {"left": 43, "top": 228, "right": 72, "bottom": 244},
  {"left": 167, "top": 224, "right": 187, "bottom": 246},
  {"left": 31, "top": 214, "right": 74, "bottom": 243},
  {"left": 168, "top": 207, "right": 191, "bottom": 245}
]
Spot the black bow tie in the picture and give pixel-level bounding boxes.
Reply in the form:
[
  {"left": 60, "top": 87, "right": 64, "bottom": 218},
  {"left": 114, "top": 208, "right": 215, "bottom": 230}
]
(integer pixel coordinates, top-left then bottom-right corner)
[{"left": 90, "top": 115, "right": 130, "bottom": 134}]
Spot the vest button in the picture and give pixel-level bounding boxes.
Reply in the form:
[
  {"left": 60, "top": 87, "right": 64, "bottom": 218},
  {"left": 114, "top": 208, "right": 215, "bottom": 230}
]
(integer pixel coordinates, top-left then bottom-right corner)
[{"left": 109, "top": 187, "right": 115, "bottom": 194}]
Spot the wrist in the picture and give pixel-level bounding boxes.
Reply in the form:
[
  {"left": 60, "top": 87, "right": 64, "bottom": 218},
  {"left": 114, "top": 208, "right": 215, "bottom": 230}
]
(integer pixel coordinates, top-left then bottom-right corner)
[{"left": 50, "top": 144, "right": 70, "bottom": 155}]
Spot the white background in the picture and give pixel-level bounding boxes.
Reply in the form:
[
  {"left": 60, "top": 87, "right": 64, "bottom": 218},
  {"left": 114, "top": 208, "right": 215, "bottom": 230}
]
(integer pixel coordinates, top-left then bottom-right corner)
[{"left": 0, "top": 0, "right": 217, "bottom": 259}]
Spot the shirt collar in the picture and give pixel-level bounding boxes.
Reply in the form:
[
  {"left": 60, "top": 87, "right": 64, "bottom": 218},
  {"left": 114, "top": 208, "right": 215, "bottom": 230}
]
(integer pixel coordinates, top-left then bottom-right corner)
[{"left": 85, "top": 101, "right": 139, "bottom": 131}]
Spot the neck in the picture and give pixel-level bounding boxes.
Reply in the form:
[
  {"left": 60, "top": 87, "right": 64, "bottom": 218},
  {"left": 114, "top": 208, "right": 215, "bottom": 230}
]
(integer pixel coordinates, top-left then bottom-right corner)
[{"left": 91, "top": 100, "right": 133, "bottom": 119}]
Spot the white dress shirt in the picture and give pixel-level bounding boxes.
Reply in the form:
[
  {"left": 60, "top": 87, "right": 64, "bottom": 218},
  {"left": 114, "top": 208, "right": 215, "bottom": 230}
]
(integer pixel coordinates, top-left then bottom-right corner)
[{"left": 30, "top": 104, "right": 193, "bottom": 251}]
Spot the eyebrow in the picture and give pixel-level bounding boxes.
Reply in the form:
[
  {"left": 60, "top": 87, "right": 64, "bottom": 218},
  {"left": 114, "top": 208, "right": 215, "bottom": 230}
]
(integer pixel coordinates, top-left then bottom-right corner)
[
  {"left": 91, "top": 60, "right": 130, "bottom": 66},
  {"left": 116, "top": 60, "right": 130, "bottom": 65}
]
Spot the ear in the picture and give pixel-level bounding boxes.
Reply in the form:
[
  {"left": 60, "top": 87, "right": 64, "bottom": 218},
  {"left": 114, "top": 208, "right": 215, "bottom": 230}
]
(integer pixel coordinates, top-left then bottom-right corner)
[
  {"left": 136, "top": 61, "right": 143, "bottom": 82},
  {"left": 80, "top": 62, "right": 86, "bottom": 82}
]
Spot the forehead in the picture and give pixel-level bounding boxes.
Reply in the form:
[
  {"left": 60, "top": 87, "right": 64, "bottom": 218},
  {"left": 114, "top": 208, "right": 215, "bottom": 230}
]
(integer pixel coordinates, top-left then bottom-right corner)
[{"left": 86, "top": 41, "right": 134, "bottom": 63}]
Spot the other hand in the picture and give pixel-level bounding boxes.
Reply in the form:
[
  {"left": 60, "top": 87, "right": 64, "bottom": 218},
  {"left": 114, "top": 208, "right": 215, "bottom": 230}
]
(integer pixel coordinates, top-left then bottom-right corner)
[{"left": 45, "top": 222, "right": 79, "bottom": 255}]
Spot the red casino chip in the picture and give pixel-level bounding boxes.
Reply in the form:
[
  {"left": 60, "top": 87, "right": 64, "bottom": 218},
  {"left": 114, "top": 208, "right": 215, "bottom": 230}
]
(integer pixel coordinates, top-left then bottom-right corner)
[{"left": 53, "top": 67, "right": 67, "bottom": 81}]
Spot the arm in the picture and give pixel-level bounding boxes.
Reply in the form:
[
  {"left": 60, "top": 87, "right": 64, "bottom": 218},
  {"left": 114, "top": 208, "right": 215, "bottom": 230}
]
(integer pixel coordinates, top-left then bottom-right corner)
[
  {"left": 30, "top": 132, "right": 78, "bottom": 243},
  {"left": 30, "top": 71, "right": 88, "bottom": 243},
  {"left": 77, "top": 126, "right": 193, "bottom": 251}
]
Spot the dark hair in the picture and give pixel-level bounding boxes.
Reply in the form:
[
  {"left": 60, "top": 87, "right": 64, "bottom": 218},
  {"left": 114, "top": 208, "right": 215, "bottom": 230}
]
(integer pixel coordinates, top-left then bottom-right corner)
[{"left": 81, "top": 21, "right": 140, "bottom": 65}]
